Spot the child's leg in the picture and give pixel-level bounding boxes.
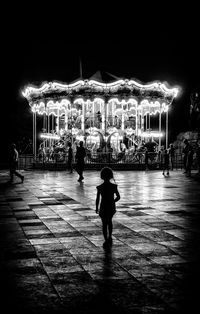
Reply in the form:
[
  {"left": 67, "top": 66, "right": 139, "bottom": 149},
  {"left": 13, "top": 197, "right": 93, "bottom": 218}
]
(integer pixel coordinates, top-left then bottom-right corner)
[
  {"left": 171, "top": 157, "right": 174, "bottom": 170},
  {"left": 102, "top": 219, "right": 108, "bottom": 241}
]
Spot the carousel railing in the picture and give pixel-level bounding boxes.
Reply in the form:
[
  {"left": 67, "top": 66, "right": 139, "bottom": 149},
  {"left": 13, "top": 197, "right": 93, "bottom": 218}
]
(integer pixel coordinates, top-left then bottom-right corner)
[
  {"left": 30, "top": 151, "right": 191, "bottom": 169},
  {"left": 18, "top": 154, "right": 34, "bottom": 170},
  {"left": 18, "top": 151, "right": 199, "bottom": 171}
]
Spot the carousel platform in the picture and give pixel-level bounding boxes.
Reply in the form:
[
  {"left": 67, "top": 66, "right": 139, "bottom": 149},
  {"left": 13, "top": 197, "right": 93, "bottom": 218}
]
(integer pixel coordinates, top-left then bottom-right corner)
[{"left": 18, "top": 152, "right": 186, "bottom": 171}]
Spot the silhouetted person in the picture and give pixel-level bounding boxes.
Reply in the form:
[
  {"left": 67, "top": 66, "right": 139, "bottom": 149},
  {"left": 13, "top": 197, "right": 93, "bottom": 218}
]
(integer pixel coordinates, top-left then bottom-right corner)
[
  {"left": 144, "top": 147, "right": 149, "bottom": 169},
  {"left": 96, "top": 167, "right": 120, "bottom": 248},
  {"left": 162, "top": 149, "right": 169, "bottom": 176},
  {"left": 196, "top": 141, "right": 200, "bottom": 175},
  {"left": 38, "top": 145, "right": 45, "bottom": 162},
  {"left": 96, "top": 111, "right": 102, "bottom": 127},
  {"left": 8, "top": 143, "right": 24, "bottom": 183},
  {"left": 182, "top": 139, "right": 189, "bottom": 172},
  {"left": 123, "top": 135, "right": 128, "bottom": 149},
  {"left": 144, "top": 138, "right": 157, "bottom": 153},
  {"left": 144, "top": 138, "right": 158, "bottom": 169},
  {"left": 158, "top": 145, "right": 165, "bottom": 167},
  {"left": 67, "top": 142, "right": 73, "bottom": 173},
  {"left": 75, "top": 141, "right": 86, "bottom": 182},
  {"left": 182, "top": 139, "right": 194, "bottom": 176},
  {"left": 168, "top": 143, "right": 175, "bottom": 170}
]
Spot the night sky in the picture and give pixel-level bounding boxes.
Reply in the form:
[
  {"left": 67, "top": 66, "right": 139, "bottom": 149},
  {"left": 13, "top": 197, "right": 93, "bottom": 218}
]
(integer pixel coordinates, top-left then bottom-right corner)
[{"left": 1, "top": 6, "right": 199, "bottom": 159}]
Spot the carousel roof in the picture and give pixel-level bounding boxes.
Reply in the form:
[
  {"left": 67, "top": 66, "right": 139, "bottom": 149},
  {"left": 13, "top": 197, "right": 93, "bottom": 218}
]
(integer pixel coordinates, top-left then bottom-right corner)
[
  {"left": 88, "top": 70, "right": 121, "bottom": 82},
  {"left": 22, "top": 76, "right": 179, "bottom": 106}
]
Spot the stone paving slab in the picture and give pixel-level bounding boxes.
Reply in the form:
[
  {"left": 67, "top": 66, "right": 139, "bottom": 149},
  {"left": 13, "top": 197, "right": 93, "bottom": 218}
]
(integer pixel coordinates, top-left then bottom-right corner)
[{"left": 0, "top": 169, "right": 200, "bottom": 314}]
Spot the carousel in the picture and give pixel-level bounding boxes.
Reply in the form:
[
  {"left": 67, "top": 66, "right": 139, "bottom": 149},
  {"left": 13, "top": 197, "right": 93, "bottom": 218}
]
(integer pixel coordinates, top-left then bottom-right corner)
[{"left": 22, "top": 76, "right": 179, "bottom": 164}]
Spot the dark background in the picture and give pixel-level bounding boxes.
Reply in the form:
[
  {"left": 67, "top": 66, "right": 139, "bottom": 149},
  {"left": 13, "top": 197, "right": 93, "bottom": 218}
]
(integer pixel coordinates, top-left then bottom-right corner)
[{"left": 1, "top": 4, "right": 199, "bottom": 162}]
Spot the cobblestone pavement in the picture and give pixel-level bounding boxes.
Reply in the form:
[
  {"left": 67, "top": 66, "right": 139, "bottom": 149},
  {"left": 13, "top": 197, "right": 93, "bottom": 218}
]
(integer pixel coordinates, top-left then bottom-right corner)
[{"left": 0, "top": 169, "right": 200, "bottom": 314}]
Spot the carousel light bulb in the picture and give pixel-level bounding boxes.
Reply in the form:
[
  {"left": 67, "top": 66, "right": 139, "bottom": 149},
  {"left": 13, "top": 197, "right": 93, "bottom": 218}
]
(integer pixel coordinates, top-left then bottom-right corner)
[
  {"left": 141, "top": 132, "right": 163, "bottom": 138},
  {"left": 40, "top": 133, "right": 60, "bottom": 140}
]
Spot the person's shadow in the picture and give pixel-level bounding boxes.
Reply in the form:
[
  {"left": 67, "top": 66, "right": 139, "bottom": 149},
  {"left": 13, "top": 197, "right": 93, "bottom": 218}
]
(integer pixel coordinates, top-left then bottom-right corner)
[
  {"left": 96, "top": 248, "right": 115, "bottom": 311},
  {"left": 102, "top": 246, "right": 113, "bottom": 271}
]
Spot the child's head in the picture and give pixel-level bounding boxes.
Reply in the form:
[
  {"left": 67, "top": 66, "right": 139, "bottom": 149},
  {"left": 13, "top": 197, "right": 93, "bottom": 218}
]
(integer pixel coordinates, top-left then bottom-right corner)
[{"left": 100, "top": 167, "right": 114, "bottom": 181}]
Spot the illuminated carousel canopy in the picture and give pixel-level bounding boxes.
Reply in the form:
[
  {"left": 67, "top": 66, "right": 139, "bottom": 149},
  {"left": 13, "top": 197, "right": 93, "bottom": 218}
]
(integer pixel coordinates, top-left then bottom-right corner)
[{"left": 22, "top": 78, "right": 179, "bottom": 112}]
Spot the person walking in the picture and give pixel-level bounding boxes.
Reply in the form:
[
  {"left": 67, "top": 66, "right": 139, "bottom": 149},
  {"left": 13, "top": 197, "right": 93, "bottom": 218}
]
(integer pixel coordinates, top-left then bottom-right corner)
[
  {"left": 67, "top": 142, "right": 73, "bottom": 173},
  {"left": 196, "top": 140, "right": 200, "bottom": 175},
  {"left": 182, "top": 139, "right": 194, "bottom": 176},
  {"left": 186, "top": 143, "right": 194, "bottom": 177},
  {"left": 182, "top": 139, "right": 190, "bottom": 173},
  {"left": 144, "top": 147, "right": 149, "bottom": 170},
  {"left": 168, "top": 143, "right": 175, "bottom": 170},
  {"left": 75, "top": 141, "right": 86, "bottom": 182},
  {"left": 8, "top": 143, "right": 24, "bottom": 183},
  {"left": 162, "top": 149, "right": 170, "bottom": 176},
  {"left": 158, "top": 145, "right": 165, "bottom": 170},
  {"left": 96, "top": 167, "right": 120, "bottom": 248}
]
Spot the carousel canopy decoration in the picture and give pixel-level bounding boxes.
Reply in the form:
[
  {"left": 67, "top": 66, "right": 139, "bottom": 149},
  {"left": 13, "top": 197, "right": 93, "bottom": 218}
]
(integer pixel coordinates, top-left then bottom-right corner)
[
  {"left": 22, "top": 78, "right": 179, "bottom": 112},
  {"left": 40, "top": 133, "right": 60, "bottom": 140}
]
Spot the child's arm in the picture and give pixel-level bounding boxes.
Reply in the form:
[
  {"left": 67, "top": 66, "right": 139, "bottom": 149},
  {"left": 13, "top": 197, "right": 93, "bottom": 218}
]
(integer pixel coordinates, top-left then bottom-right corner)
[
  {"left": 114, "top": 188, "right": 120, "bottom": 203},
  {"left": 96, "top": 189, "right": 100, "bottom": 213}
]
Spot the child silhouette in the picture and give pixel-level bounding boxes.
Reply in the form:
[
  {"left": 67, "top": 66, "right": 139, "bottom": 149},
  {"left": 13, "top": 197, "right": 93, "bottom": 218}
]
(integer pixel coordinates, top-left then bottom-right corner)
[{"left": 96, "top": 167, "right": 120, "bottom": 248}]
